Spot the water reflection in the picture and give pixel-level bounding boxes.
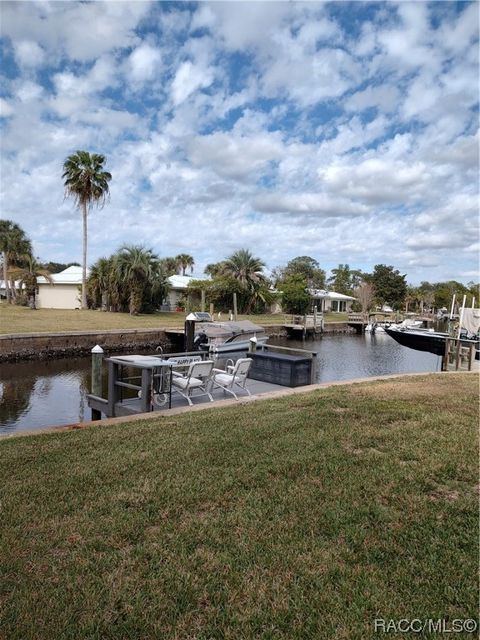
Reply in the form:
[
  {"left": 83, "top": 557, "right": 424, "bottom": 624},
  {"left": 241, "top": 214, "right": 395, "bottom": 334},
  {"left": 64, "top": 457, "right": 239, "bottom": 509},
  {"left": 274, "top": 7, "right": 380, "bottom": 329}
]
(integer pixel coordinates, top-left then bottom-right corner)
[
  {"left": 0, "top": 357, "right": 90, "bottom": 434},
  {"left": 270, "top": 332, "right": 441, "bottom": 383},
  {"left": 0, "top": 334, "right": 441, "bottom": 435}
]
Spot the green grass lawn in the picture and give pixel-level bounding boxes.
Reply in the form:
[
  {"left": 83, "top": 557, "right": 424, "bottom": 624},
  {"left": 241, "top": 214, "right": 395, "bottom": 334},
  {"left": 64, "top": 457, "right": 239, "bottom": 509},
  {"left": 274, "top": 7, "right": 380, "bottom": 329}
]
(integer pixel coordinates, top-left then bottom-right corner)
[
  {"left": 0, "top": 303, "right": 347, "bottom": 335},
  {"left": 0, "top": 374, "right": 478, "bottom": 639}
]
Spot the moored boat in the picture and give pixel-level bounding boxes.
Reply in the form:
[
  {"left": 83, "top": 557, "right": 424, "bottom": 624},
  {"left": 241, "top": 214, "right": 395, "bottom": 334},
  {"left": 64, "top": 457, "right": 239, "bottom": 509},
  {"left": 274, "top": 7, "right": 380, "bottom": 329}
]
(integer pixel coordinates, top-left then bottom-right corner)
[
  {"left": 384, "top": 307, "right": 480, "bottom": 358},
  {"left": 384, "top": 326, "right": 450, "bottom": 356},
  {"left": 194, "top": 319, "right": 268, "bottom": 353}
]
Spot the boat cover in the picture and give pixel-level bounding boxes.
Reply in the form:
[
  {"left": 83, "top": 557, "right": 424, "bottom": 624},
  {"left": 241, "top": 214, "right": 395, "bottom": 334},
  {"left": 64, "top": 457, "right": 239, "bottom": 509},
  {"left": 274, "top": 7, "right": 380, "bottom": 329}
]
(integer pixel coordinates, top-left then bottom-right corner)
[
  {"left": 195, "top": 320, "right": 264, "bottom": 338},
  {"left": 461, "top": 309, "right": 480, "bottom": 336}
]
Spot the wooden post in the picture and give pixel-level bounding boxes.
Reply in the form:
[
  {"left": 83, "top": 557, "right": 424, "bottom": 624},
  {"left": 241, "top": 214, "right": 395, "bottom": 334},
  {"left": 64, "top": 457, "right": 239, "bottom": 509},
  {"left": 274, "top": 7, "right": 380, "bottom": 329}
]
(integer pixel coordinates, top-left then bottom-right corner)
[
  {"left": 249, "top": 336, "right": 257, "bottom": 353},
  {"left": 233, "top": 292, "right": 238, "bottom": 320},
  {"left": 442, "top": 338, "right": 450, "bottom": 371},
  {"left": 91, "top": 345, "right": 103, "bottom": 420},
  {"left": 201, "top": 290, "right": 206, "bottom": 313},
  {"left": 209, "top": 302, "right": 214, "bottom": 318}
]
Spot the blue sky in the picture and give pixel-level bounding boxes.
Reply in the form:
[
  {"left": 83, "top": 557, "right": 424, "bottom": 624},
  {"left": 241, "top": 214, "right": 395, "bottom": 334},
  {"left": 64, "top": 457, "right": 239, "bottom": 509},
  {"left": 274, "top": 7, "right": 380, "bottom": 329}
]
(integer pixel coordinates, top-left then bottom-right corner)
[{"left": 0, "top": 1, "right": 478, "bottom": 284}]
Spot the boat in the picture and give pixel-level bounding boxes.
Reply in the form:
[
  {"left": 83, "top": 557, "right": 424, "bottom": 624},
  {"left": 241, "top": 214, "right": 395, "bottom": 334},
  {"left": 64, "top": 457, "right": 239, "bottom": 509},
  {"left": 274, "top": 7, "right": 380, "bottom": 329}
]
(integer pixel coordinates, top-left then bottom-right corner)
[
  {"left": 193, "top": 319, "right": 269, "bottom": 353},
  {"left": 384, "top": 307, "right": 480, "bottom": 358},
  {"left": 384, "top": 325, "right": 450, "bottom": 356}
]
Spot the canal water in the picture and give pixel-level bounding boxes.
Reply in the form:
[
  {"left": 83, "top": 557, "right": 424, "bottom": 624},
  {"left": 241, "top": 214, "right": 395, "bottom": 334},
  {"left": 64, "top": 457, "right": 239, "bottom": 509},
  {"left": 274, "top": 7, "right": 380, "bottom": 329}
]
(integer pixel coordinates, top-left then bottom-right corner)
[{"left": 0, "top": 333, "right": 440, "bottom": 436}]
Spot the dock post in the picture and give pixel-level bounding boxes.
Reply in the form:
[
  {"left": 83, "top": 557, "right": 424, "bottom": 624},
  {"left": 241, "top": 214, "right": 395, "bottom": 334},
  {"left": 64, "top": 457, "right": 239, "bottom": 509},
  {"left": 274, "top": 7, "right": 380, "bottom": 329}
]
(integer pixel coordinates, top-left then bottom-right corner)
[
  {"left": 249, "top": 336, "right": 257, "bottom": 353},
  {"left": 140, "top": 369, "right": 152, "bottom": 413},
  {"left": 91, "top": 345, "right": 104, "bottom": 420},
  {"left": 209, "top": 302, "right": 214, "bottom": 318},
  {"left": 185, "top": 313, "right": 196, "bottom": 351}
]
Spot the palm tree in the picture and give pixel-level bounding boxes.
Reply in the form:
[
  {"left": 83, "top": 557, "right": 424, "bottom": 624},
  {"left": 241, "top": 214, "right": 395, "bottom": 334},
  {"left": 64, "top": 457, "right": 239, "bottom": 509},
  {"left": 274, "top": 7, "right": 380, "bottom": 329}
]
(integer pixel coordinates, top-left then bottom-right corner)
[
  {"left": 223, "top": 249, "right": 268, "bottom": 312},
  {"left": 62, "top": 151, "right": 112, "bottom": 309},
  {"left": 0, "top": 220, "right": 32, "bottom": 303},
  {"left": 114, "top": 245, "right": 158, "bottom": 315},
  {"left": 159, "top": 257, "right": 178, "bottom": 277},
  {"left": 223, "top": 249, "right": 266, "bottom": 289},
  {"left": 175, "top": 253, "right": 195, "bottom": 276},
  {"left": 10, "top": 254, "right": 53, "bottom": 309},
  {"left": 87, "top": 256, "right": 114, "bottom": 310}
]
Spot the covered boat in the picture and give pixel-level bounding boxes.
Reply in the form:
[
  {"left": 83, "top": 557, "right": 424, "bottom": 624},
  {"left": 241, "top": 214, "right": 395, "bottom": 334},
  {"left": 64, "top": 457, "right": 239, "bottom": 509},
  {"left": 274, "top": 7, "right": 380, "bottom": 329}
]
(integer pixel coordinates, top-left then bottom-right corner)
[{"left": 194, "top": 319, "right": 268, "bottom": 353}]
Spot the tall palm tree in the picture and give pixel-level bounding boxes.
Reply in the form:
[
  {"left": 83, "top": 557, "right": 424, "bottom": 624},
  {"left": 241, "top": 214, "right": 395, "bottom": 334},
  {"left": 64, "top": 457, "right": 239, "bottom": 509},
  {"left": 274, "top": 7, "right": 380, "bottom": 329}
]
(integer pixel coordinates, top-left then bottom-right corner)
[
  {"left": 175, "top": 253, "right": 195, "bottom": 276},
  {"left": 0, "top": 220, "right": 32, "bottom": 303},
  {"left": 10, "top": 254, "right": 53, "bottom": 309},
  {"left": 114, "top": 245, "right": 158, "bottom": 315},
  {"left": 62, "top": 150, "right": 112, "bottom": 309}
]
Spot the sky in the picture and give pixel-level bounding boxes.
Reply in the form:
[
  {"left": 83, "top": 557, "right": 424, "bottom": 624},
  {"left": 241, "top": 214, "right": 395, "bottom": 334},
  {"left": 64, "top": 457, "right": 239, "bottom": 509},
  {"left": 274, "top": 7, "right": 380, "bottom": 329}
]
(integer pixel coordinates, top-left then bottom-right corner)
[{"left": 0, "top": 1, "right": 478, "bottom": 285}]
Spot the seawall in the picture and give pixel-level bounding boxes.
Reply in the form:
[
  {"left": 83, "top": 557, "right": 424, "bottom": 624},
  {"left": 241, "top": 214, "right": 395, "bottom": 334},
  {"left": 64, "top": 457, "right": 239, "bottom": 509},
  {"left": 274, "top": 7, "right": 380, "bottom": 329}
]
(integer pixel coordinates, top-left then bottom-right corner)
[{"left": 0, "top": 328, "right": 174, "bottom": 363}]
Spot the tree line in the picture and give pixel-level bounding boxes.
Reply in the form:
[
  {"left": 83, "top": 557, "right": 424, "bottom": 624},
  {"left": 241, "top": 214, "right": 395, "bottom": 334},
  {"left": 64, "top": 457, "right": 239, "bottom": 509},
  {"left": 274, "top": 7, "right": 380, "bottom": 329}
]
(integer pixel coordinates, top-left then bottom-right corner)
[{"left": 1, "top": 148, "right": 478, "bottom": 315}]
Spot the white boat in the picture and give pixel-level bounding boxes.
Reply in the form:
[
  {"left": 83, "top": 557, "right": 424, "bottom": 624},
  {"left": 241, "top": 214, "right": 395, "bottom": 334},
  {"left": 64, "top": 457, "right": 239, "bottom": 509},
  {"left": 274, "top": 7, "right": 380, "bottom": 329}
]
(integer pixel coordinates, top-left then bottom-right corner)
[
  {"left": 366, "top": 317, "right": 424, "bottom": 333},
  {"left": 194, "top": 319, "right": 269, "bottom": 353}
]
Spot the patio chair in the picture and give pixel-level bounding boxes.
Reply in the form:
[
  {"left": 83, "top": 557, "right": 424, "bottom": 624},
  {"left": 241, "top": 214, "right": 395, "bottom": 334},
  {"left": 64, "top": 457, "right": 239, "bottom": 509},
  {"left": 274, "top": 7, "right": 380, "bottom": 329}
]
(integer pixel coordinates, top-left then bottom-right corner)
[
  {"left": 171, "top": 360, "right": 214, "bottom": 406},
  {"left": 211, "top": 357, "right": 252, "bottom": 400}
]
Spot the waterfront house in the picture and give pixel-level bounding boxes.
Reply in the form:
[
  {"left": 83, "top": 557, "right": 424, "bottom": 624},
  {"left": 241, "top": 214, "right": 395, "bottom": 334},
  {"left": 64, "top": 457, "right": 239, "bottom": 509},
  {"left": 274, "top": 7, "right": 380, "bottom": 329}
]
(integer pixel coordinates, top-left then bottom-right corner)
[
  {"left": 309, "top": 289, "right": 356, "bottom": 313},
  {"left": 36, "top": 265, "right": 86, "bottom": 309},
  {"left": 164, "top": 274, "right": 210, "bottom": 311}
]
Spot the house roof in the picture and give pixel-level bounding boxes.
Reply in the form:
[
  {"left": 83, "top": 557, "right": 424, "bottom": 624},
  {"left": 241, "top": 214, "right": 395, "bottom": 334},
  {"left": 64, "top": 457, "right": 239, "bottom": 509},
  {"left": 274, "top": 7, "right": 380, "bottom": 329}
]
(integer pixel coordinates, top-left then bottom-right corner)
[
  {"left": 37, "top": 265, "right": 88, "bottom": 285},
  {"left": 168, "top": 274, "right": 210, "bottom": 290},
  {"left": 309, "top": 289, "right": 356, "bottom": 301}
]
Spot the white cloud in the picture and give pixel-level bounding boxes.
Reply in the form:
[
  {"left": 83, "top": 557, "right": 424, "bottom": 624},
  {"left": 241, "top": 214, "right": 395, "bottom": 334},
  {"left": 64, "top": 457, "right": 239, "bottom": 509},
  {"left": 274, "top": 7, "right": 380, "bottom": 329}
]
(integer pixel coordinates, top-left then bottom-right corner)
[
  {"left": 0, "top": 98, "right": 14, "bottom": 118},
  {"left": 0, "top": 1, "right": 150, "bottom": 62},
  {"left": 127, "top": 44, "right": 162, "bottom": 84},
  {"left": 171, "top": 60, "right": 215, "bottom": 106},
  {"left": 322, "top": 158, "right": 430, "bottom": 205},
  {"left": 188, "top": 131, "right": 283, "bottom": 181},
  {"left": 13, "top": 39, "right": 45, "bottom": 67},
  {"left": 253, "top": 193, "right": 368, "bottom": 217},
  {"left": 344, "top": 85, "right": 400, "bottom": 113}
]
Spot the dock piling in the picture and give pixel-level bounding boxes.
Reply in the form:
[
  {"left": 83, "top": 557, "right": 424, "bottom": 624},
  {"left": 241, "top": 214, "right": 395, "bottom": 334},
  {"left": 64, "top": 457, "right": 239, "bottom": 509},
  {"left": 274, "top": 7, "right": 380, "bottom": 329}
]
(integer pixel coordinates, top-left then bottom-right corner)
[{"left": 91, "top": 345, "right": 104, "bottom": 420}]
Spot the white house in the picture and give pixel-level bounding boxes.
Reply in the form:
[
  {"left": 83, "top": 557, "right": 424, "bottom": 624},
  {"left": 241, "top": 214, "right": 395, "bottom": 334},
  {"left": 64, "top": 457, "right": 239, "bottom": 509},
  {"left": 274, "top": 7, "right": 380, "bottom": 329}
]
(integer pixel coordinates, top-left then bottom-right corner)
[
  {"left": 309, "top": 289, "right": 356, "bottom": 313},
  {"left": 165, "top": 274, "right": 210, "bottom": 310},
  {"left": 36, "top": 265, "right": 86, "bottom": 309}
]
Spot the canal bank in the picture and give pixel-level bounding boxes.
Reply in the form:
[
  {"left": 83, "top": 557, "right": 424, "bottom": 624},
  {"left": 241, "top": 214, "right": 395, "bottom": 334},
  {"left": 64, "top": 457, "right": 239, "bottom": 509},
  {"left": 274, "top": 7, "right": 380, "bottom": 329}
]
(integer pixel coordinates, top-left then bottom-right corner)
[{"left": 0, "top": 323, "right": 353, "bottom": 363}]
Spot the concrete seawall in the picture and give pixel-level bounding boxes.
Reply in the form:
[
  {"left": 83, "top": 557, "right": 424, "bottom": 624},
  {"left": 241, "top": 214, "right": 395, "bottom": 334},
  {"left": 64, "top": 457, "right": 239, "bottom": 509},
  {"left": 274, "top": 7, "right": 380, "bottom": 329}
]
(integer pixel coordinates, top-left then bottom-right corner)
[{"left": 0, "top": 328, "right": 174, "bottom": 362}]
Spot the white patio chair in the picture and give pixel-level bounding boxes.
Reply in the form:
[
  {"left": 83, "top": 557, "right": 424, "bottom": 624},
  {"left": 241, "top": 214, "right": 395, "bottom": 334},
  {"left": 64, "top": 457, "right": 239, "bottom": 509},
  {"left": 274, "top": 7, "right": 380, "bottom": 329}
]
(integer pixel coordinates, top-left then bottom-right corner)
[
  {"left": 171, "top": 360, "right": 214, "bottom": 406},
  {"left": 211, "top": 357, "right": 252, "bottom": 400}
]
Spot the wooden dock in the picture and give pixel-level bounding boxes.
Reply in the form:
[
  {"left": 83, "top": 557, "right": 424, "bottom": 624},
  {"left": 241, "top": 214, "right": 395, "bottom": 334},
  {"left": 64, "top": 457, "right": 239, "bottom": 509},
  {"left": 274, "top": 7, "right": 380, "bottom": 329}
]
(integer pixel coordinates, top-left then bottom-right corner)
[{"left": 283, "top": 313, "right": 324, "bottom": 338}]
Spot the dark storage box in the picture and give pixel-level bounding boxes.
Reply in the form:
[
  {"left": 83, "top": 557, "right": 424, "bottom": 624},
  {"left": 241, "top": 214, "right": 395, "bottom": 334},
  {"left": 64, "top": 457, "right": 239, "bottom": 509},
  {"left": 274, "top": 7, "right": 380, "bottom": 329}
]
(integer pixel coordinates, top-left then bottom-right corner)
[{"left": 248, "top": 351, "right": 312, "bottom": 387}]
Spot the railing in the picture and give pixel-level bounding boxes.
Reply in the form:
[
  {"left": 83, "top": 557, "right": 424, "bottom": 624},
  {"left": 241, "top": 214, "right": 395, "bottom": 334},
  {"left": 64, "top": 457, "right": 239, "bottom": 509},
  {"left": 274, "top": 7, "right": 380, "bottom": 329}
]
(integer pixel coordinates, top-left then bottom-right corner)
[{"left": 283, "top": 314, "right": 324, "bottom": 327}]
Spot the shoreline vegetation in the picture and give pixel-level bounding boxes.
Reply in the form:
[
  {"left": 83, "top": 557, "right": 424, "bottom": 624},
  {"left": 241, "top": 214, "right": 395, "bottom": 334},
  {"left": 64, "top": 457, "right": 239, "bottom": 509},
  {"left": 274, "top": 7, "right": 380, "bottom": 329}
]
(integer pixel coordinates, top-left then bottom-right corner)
[
  {"left": 1, "top": 374, "right": 478, "bottom": 638},
  {"left": 0, "top": 303, "right": 347, "bottom": 336}
]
